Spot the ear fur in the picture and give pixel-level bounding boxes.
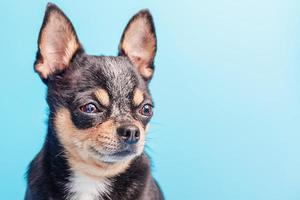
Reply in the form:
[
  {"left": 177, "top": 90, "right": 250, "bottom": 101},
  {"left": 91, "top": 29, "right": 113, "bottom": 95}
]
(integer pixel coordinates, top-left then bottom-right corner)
[
  {"left": 119, "top": 9, "right": 157, "bottom": 81},
  {"left": 34, "top": 3, "right": 81, "bottom": 81}
]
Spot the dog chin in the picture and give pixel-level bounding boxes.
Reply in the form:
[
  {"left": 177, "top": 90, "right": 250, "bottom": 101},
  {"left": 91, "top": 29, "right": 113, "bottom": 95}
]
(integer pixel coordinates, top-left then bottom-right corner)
[{"left": 89, "top": 146, "right": 140, "bottom": 163}]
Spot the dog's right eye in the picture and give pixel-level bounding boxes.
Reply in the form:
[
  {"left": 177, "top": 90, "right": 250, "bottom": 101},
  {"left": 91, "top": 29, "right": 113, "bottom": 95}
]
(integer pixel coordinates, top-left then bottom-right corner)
[{"left": 80, "top": 103, "right": 99, "bottom": 114}]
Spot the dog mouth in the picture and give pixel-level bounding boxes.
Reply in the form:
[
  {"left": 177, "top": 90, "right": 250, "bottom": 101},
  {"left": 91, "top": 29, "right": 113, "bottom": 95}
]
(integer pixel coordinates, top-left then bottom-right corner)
[{"left": 89, "top": 145, "right": 137, "bottom": 163}]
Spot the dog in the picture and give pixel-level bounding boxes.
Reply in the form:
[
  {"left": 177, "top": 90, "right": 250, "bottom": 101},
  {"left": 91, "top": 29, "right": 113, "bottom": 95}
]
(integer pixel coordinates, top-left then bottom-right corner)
[{"left": 25, "top": 3, "right": 164, "bottom": 200}]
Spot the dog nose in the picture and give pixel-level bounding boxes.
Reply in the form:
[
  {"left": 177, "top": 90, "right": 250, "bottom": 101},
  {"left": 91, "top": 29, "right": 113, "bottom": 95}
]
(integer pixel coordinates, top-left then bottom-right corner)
[{"left": 117, "top": 125, "right": 140, "bottom": 144}]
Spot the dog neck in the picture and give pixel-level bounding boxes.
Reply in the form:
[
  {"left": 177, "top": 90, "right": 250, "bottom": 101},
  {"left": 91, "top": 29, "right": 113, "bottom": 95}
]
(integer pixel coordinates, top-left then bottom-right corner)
[{"left": 64, "top": 147, "right": 132, "bottom": 200}]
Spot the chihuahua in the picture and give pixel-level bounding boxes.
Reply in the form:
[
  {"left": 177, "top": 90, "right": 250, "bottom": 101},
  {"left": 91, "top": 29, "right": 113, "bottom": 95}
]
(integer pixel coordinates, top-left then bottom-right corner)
[{"left": 25, "top": 3, "right": 163, "bottom": 200}]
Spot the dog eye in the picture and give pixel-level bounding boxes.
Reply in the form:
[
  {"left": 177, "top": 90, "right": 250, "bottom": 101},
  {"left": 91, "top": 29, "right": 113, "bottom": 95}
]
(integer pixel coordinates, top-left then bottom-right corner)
[
  {"left": 139, "top": 104, "right": 153, "bottom": 116},
  {"left": 80, "top": 103, "right": 99, "bottom": 114}
]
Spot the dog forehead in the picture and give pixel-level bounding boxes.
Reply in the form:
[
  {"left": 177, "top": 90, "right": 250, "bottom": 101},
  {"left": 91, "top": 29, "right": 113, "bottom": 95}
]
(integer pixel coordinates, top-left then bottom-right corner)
[{"left": 89, "top": 56, "right": 139, "bottom": 97}]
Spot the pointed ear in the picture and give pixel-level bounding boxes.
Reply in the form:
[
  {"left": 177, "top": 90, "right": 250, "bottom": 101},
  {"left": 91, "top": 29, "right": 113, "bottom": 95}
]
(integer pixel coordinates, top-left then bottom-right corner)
[
  {"left": 34, "top": 3, "right": 82, "bottom": 80},
  {"left": 118, "top": 9, "right": 157, "bottom": 81}
]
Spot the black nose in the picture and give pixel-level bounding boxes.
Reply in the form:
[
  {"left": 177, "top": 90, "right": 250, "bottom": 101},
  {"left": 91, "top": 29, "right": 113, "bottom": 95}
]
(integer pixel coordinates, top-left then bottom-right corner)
[{"left": 117, "top": 125, "right": 140, "bottom": 144}]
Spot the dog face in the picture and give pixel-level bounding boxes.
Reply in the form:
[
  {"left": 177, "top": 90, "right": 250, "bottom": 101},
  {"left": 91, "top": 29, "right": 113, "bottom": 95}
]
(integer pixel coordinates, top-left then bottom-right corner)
[{"left": 34, "top": 4, "right": 157, "bottom": 170}]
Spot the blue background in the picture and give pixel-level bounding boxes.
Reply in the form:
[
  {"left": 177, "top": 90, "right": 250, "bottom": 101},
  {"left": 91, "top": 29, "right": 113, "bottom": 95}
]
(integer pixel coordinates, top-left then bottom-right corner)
[{"left": 1, "top": 0, "right": 300, "bottom": 199}]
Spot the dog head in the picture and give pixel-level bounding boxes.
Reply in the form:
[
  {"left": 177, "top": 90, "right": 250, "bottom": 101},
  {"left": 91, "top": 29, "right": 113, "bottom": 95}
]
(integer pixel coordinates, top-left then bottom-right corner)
[{"left": 35, "top": 3, "right": 157, "bottom": 176}]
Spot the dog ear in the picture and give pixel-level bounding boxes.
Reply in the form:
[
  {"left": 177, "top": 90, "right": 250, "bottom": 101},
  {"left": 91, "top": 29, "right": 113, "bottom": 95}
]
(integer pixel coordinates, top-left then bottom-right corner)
[
  {"left": 34, "top": 3, "right": 82, "bottom": 81},
  {"left": 119, "top": 9, "right": 157, "bottom": 81}
]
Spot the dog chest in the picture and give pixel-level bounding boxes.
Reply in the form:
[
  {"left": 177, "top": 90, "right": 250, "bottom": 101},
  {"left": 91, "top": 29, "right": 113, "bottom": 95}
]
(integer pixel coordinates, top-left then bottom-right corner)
[{"left": 66, "top": 171, "right": 111, "bottom": 200}]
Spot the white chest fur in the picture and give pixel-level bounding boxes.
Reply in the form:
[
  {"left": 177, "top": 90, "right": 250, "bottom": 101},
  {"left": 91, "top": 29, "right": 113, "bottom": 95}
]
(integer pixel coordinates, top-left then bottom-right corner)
[{"left": 67, "top": 171, "right": 111, "bottom": 200}]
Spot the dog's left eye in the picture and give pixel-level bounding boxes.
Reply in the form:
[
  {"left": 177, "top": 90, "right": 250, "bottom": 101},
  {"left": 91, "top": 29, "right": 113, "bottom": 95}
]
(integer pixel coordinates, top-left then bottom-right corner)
[
  {"left": 80, "top": 103, "right": 99, "bottom": 114},
  {"left": 139, "top": 104, "right": 153, "bottom": 116}
]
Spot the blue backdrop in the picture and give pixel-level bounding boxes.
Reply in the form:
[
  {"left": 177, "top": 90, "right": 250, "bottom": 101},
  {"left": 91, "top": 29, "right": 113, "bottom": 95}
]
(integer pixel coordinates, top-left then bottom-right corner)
[{"left": 1, "top": 1, "right": 300, "bottom": 199}]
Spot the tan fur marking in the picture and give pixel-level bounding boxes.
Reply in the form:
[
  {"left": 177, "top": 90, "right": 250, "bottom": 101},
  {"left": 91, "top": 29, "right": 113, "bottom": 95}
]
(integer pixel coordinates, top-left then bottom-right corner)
[
  {"left": 54, "top": 108, "right": 132, "bottom": 178},
  {"left": 94, "top": 89, "right": 110, "bottom": 107},
  {"left": 133, "top": 89, "right": 144, "bottom": 106}
]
